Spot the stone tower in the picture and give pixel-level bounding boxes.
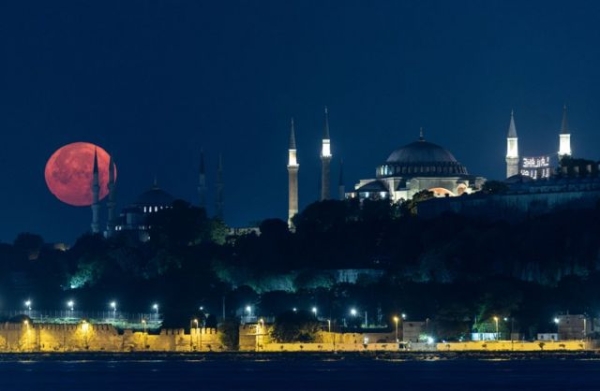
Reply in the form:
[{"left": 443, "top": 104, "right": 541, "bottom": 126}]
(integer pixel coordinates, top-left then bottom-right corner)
[
  {"left": 91, "top": 149, "right": 100, "bottom": 234},
  {"left": 506, "top": 110, "right": 520, "bottom": 178},
  {"left": 558, "top": 105, "right": 572, "bottom": 159},
  {"left": 287, "top": 118, "right": 299, "bottom": 226},
  {"left": 320, "top": 107, "right": 332, "bottom": 200},
  {"left": 198, "top": 149, "right": 207, "bottom": 210}
]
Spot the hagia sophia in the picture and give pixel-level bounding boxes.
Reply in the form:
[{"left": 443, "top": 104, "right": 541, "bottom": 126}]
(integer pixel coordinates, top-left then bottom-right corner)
[{"left": 88, "top": 104, "right": 598, "bottom": 239}]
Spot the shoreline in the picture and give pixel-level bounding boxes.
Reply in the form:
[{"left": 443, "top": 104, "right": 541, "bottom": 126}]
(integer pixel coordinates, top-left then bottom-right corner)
[{"left": 1, "top": 350, "right": 600, "bottom": 362}]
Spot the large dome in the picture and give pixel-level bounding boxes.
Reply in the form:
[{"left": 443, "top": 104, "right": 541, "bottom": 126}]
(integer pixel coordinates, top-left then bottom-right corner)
[
  {"left": 377, "top": 138, "right": 468, "bottom": 177},
  {"left": 387, "top": 140, "right": 458, "bottom": 164},
  {"left": 133, "top": 185, "right": 175, "bottom": 208}
]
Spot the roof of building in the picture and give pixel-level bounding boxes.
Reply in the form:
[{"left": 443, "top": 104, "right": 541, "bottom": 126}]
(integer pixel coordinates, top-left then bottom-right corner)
[
  {"left": 133, "top": 185, "right": 175, "bottom": 207},
  {"left": 379, "top": 137, "right": 469, "bottom": 177}
]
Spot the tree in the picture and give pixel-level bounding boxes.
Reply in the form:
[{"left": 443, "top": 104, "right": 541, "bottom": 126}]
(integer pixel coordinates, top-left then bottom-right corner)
[{"left": 271, "top": 310, "right": 320, "bottom": 343}]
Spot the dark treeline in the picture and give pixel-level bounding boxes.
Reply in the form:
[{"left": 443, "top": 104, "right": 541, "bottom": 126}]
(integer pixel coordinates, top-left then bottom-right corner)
[{"left": 1, "top": 198, "right": 600, "bottom": 340}]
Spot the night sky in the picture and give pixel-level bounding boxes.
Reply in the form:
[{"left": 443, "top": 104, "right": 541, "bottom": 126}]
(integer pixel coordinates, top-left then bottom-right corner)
[{"left": 2, "top": 1, "right": 600, "bottom": 245}]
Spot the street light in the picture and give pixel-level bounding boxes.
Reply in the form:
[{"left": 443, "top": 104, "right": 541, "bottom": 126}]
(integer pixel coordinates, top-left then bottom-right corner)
[
  {"left": 67, "top": 300, "right": 74, "bottom": 313},
  {"left": 245, "top": 305, "right": 252, "bottom": 320},
  {"left": 350, "top": 308, "right": 357, "bottom": 317},
  {"left": 312, "top": 307, "right": 318, "bottom": 318},
  {"left": 493, "top": 316, "right": 499, "bottom": 340},
  {"left": 152, "top": 303, "right": 159, "bottom": 320},
  {"left": 25, "top": 300, "right": 32, "bottom": 317},
  {"left": 393, "top": 316, "right": 399, "bottom": 342},
  {"left": 110, "top": 301, "right": 117, "bottom": 319}
]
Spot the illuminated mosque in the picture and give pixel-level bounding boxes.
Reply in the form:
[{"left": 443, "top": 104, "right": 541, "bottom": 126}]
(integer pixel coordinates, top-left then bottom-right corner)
[{"left": 286, "top": 108, "right": 486, "bottom": 225}]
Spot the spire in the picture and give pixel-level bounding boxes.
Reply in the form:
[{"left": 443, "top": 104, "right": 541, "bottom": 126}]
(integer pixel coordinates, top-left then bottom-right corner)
[
  {"left": 106, "top": 155, "right": 117, "bottom": 237},
  {"left": 560, "top": 104, "right": 569, "bottom": 135},
  {"left": 215, "top": 153, "right": 224, "bottom": 220},
  {"left": 338, "top": 159, "right": 345, "bottom": 200},
  {"left": 198, "top": 149, "right": 207, "bottom": 210},
  {"left": 323, "top": 106, "right": 330, "bottom": 139},
  {"left": 90, "top": 148, "right": 100, "bottom": 234},
  {"left": 289, "top": 118, "right": 297, "bottom": 149},
  {"left": 508, "top": 110, "right": 518, "bottom": 138}
]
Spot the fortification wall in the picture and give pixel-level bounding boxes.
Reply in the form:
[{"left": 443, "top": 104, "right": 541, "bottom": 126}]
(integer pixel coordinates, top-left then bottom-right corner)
[
  {"left": 438, "top": 340, "right": 589, "bottom": 351},
  {"left": 0, "top": 323, "right": 221, "bottom": 352}
]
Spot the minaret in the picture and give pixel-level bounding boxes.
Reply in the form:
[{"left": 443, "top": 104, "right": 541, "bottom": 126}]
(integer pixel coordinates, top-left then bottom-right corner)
[
  {"left": 198, "top": 149, "right": 207, "bottom": 210},
  {"left": 91, "top": 149, "right": 100, "bottom": 234},
  {"left": 106, "top": 155, "right": 116, "bottom": 236},
  {"left": 338, "top": 159, "right": 345, "bottom": 200},
  {"left": 320, "top": 107, "right": 332, "bottom": 201},
  {"left": 506, "top": 110, "right": 520, "bottom": 178},
  {"left": 215, "top": 153, "right": 224, "bottom": 220},
  {"left": 287, "top": 118, "right": 299, "bottom": 226},
  {"left": 558, "top": 104, "right": 572, "bottom": 159}
]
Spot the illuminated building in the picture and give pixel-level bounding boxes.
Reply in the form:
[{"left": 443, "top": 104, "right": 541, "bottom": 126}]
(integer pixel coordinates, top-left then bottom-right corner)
[
  {"left": 506, "top": 106, "right": 572, "bottom": 180},
  {"left": 348, "top": 129, "right": 485, "bottom": 201}
]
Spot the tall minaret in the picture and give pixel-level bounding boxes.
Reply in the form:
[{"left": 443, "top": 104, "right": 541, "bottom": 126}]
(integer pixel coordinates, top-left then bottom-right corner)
[
  {"left": 506, "top": 110, "right": 520, "bottom": 178},
  {"left": 558, "top": 104, "right": 572, "bottom": 159},
  {"left": 106, "top": 155, "right": 116, "bottom": 236},
  {"left": 91, "top": 149, "right": 100, "bottom": 234},
  {"left": 320, "top": 107, "right": 332, "bottom": 201},
  {"left": 338, "top": 159, "right": 345, "bottom": 200},
  {"left": 287, "top": 118, "right": 299, "bottom": 226},
  {"left": 215, "top": 153, "right": 224, "bottom": 220},
  {"left": 198, "top": 149, "right": 207, "bottom": 210}
]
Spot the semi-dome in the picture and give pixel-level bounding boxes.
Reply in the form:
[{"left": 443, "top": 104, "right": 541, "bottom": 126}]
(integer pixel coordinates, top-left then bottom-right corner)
[{"left": 377, "top": 138, "right": 468, "bottom": 177}]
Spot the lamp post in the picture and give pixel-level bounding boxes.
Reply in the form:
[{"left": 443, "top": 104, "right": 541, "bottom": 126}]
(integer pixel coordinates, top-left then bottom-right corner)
[
  {"left": 67, "top": 300, "right": 74, "bottom": 317},
  {"left": 393, "top": 316, "right": 399, "bottom": 342},
  {"left": 152, "top": 304, "right": 159, "bottom": 320},
  {"left": 110, "top": 301, "right": 117, "bottom": 320},
  {"left": 245, "top": 305, "right": 252, "bottom": 322},
  {"left": 493, "top": 316, "right": 499, "bottom": 340},
  {"left": 312, "top": 307, "right": 318, "bottom": 319},
  {"left": 25, "top": 300, "right": 32, "bottom": 318}
]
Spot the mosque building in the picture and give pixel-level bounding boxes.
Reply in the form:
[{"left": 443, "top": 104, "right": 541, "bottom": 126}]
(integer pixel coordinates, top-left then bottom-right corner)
[{"left": 348, "top": 129, "right": 485, "bottom": 202}]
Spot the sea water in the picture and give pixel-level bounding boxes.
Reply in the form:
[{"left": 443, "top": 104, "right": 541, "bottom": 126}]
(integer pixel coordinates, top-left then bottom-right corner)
[{"left": 1, "top": 355, "right": 599, "bottom": 390}]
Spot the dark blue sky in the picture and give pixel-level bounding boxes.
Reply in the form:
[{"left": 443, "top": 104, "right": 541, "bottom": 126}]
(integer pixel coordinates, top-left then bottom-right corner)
[{"left": 2, "top": 0, "right": 600, "bottom": 244}]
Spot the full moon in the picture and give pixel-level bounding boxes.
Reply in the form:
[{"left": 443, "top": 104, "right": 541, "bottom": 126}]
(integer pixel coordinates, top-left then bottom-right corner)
[{"left": 45, "top": 142, "right": 116, "bottom": 207}]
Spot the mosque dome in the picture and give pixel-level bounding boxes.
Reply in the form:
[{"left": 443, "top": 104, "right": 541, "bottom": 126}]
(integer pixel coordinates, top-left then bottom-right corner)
[
  {"left": 132, "top": 184, "right": 175, "bottom": 210},
  {"left": 377, "top": 137, "right": 469, "bottom": 177}
]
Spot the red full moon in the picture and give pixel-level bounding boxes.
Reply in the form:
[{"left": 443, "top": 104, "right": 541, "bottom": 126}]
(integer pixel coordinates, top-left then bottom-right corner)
[{"left": 44, "top": 142, "right": 116, "bottom": 207}]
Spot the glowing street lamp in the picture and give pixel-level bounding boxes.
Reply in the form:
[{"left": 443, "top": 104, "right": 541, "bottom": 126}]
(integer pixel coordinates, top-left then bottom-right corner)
[
  {"left": 493, "top": 316, "right": 499, "bottom": 340},
  {"left": 153, "top": 303, "right": 159, "bottom": 319},
  {"left": 350, "top": 308, "right": 357, "bottom": 317},
  {"left": 67, "top": 300, "right": 74, "bottom": 313},
  {"left": 312, "top": 307, "right": 318, "bottom": 318},
  {"left": 393, "top": 316, "right": 399, "bottom": 342},
  {"left": 110, "top": 301, "right": 117, "bottom": 318},
  {"left": 245, "top": 305, "right": 252, "bottom": 320},
  {"left": 25, "top": 300, "right": 32, "bottom": 317}
]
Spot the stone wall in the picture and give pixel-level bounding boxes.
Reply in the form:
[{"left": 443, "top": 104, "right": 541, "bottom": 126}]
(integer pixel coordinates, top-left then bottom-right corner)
[
  {"left": 438, "top": 340, "right": 589, "bottom": 351},
  {"left": 0, "top": 323, "right": 221, "bottom": 352}
]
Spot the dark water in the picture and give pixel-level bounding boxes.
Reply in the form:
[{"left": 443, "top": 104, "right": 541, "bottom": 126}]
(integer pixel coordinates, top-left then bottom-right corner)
[{"left": 1, "top": 355, "right": 599, "bottom": 390}]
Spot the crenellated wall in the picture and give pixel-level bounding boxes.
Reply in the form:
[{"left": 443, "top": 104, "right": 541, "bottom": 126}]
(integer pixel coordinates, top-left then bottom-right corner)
[{"left": 0, "top": 323, "right": 221, "bottom": 352}]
